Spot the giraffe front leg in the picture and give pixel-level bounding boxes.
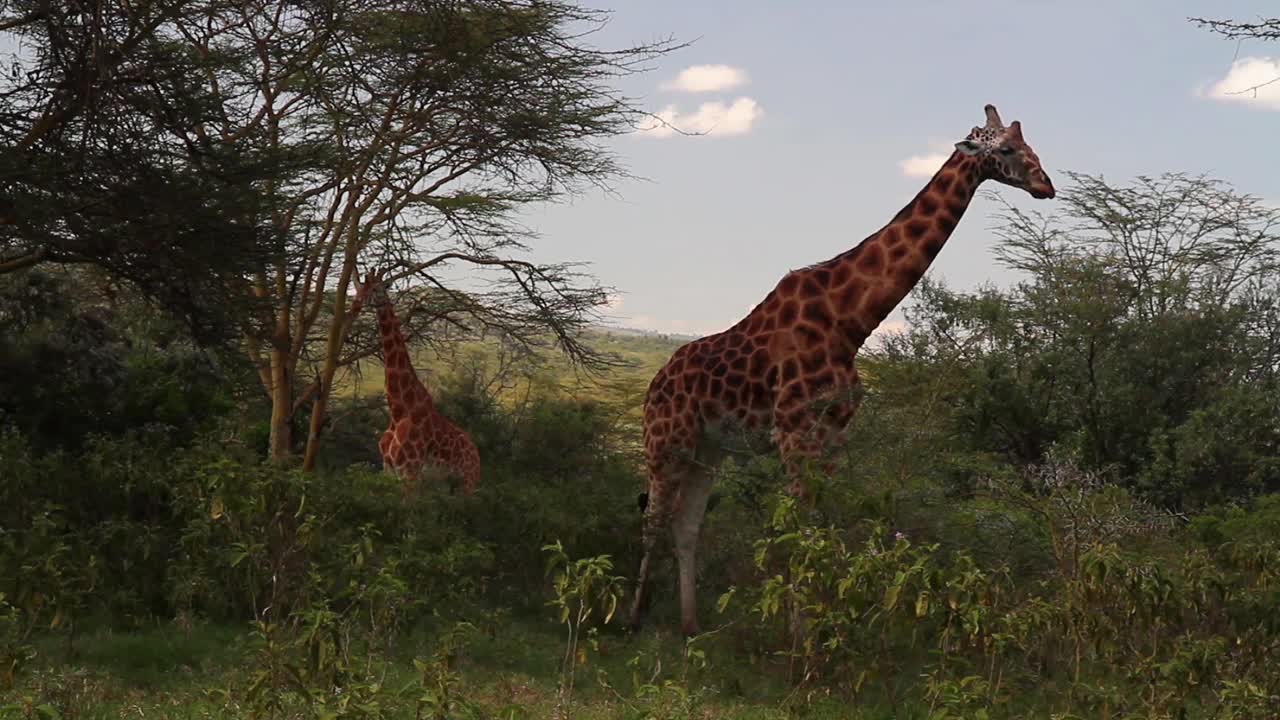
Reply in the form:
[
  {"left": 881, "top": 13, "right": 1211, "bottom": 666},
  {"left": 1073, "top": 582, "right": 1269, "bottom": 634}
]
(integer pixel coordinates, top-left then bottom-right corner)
[
  {"left": 773, "top": 409, "right": 857, "bottom": 498},
  {"left": 815, "top": 390, "right": 864, "bottom": 472},
  {"left": 670, "top": 465, "right": 716, "bottom": 637},
  {"left": 774, "top": 425, "right": 829, "bottom": 499},
  {"left": 381, "top": 418, "right": 423, "bottom": 497},
  {"left": 772, "top": 371, "right": 864, "bottom": 496},
  {"left": 378, "top": 429, "right": 395, "bottom": 473}
]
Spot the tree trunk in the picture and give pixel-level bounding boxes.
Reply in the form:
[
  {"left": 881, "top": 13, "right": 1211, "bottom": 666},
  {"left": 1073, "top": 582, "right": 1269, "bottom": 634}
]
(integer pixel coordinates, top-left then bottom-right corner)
[
  {"left": 268, "top": 343, "right": 294, "bottom": 463},
  {"left": 301, "top": 261, "right": 359, "bottom": 471},
  {"left": 266, "top": 290, "right": 295, "bottom": 462},
  {"left": 299, "top": 341, "right": 337, "bottom": 472}
]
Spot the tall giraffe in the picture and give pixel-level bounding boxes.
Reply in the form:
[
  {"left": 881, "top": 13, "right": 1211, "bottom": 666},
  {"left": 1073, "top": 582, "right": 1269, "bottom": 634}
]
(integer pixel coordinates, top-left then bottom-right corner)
[
  {"left": 630, "top": 104, "right": 1055, "bottom": 636},
  {"left": 350, "top": 269, "right": 481, "bottom": 496}
]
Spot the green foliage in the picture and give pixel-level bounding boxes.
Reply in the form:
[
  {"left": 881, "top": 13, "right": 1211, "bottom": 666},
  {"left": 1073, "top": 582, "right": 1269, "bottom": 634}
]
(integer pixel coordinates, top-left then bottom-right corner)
[
  {"left": 543, "top": 541, "right": 624, "bottom": 716},
  {"left": 713, "top": 460, "right": 1280, "bottom": 719},
  {"left": 881, "top": 172, "right": 1280, "bottom": 508},
  {"left": 599, "top": 636, "right": 717, "bottom": 720},
  {"left": 1189, "top": 494, "right": 1280, "bottom": 549},
  {"left": 411, "top": 622, "right": 489, "bottom": 720},
  {"left": 981, "top": 453, "right": 1169, "bottom": 580},
  {"left": 10, "top": 423, "right": 1280, "bottom": 716},
  {"left": 433, "top": 383, "right": 647, "bottom": 603},
  {"left": 1, "top": 1, "right": 269, "bottom": 345},
  {"left": 223, "top": 613, "right": 401, "bottom": 720},
  {"left": 724, "top": 492, "right": 1007, "bottom": 713},
  {"left": 0, "top": 269, "right": 241, "bottom": 452},
  {"left": 0, "top": 696, "right": 62, "bottom": 720},
  {"left": 8, "top": 169, "right": 1280, "bottom": 717},
  {"left": 0, "top": 593, "right": 35, "bottom": 691},
  {"left": 168, "top": 455, "right": 497, "bottom": 627}
]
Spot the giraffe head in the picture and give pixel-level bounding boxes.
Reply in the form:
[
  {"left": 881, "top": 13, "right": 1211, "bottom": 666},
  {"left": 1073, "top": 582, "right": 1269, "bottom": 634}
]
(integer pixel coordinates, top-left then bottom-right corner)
[
  {"left": 351, "top": 267, "right": 391, "bottom": 314},
  {"left": 954, "top": 104, "right": 1055, "bottom": 200}
]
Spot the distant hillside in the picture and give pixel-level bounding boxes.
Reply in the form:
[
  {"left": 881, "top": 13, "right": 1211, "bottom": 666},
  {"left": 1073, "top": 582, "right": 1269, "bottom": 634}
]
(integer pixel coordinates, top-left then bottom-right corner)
[
  {"left": 338, "top": 325, "right": 692, "bottom": 423},
  {"left": 589, "top": 324, "right": 699, "bottom": 342}
]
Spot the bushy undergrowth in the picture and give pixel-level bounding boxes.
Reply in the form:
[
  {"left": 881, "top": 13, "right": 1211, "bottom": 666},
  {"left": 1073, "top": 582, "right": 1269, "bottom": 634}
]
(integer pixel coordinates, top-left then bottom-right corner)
[
  {"left": 6, "top": 387, "right": 1280, "bottom": 717},
  {"left": 707, "top": 456, "right": 1280, "bottom": 719},
  {"left": 7, "top": 407, "right": 1280, "bottom": 712},
  {"left": 0, "top": 384, "right": 645, "bottom": 629}
]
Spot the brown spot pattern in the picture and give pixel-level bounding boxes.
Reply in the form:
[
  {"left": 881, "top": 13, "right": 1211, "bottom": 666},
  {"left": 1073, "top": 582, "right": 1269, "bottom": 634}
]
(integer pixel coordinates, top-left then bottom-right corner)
[
  {"left": 632, "top": 146, "right": 992, "bottom": 636},
  {"left": 359, "top": 286, "right": 481, "bottom": 496}
]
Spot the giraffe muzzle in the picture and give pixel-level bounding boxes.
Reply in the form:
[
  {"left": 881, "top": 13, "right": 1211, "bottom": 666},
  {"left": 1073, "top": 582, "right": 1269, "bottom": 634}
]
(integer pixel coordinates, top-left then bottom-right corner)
[{"left": 1029, "top": 172, "right": 1055, "bottom": 200}]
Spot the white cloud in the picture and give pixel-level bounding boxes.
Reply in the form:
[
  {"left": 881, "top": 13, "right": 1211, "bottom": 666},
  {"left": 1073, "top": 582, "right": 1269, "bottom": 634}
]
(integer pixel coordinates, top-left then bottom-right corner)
[
  {"left": 898, "top": 153, "right": 949, "bottom": 178},
  {"left": 639, "top": 97, "right": 763, "bottom": 138},
  {"left": 1205, "top": 56, "right": 1280, "bottom": 110},
  {"left": 663, "top": 64, "right": 749, "bottom": 93}
]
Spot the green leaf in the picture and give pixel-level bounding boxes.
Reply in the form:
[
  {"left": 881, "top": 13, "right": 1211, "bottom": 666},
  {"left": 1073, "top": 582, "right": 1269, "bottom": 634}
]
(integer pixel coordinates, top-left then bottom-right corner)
[
  {"left": 716, "top": 588, "right": 736, "bottom": 614},
  {"left": 603, "top": 592, "right": 617, "bottom": 624},
  {"left": 883, "top": 583, "right": 901, "bottom": 611},
  {"left": 915, "top": 591, "right": 931, "bottom": 618}
]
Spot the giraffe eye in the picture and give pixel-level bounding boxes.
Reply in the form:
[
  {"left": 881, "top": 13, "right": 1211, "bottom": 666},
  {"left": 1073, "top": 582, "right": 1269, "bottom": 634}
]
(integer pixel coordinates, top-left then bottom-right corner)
[{"left": 997, "top": 146, "right": 1016, "bottom": 155}]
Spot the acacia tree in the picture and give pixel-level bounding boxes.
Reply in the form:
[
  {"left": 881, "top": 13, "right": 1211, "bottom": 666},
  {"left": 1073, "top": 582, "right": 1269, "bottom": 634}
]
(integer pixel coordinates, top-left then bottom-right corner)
[
  {"left": 0, "top": 0, "right": 268, "bottom": 344},
  {"left": 4, "top": 0, "right": 681, "bottom": 463},
  {"left": 159, "top": 0, "right": 679, "bottom": 464}
]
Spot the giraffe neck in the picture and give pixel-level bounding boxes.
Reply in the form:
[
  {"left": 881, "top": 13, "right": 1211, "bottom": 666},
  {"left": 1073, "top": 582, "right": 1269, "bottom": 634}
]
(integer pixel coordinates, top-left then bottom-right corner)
[
  {"left": 832, "top": 151, "right": 983, "bottom": 340},
  {"left": 374, "top": 301, "right": 433, "bottom": 419}
]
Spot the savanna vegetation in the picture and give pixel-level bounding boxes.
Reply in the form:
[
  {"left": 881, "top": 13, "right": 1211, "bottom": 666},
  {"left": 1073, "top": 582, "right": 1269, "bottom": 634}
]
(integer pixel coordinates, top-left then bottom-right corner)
[{"left": 4, "top": 3, "right": 1280, "bottom": 719}]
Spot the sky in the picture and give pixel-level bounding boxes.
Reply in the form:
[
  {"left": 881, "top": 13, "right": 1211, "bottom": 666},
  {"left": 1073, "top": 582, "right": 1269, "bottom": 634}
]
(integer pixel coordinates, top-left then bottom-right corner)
[
  {"left": 517, "top": 0, "right": 1280, "bottom": 339},
  {"left": 4, "top": 3, "right": 1276, "bottom": 341}
]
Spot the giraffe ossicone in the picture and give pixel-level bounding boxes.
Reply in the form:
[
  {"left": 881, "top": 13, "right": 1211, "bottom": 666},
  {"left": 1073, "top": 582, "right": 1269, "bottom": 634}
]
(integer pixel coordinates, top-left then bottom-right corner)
[
  {"left": 350, "top": 267, "right": 481, "bottom": 497},
  {"left": 630, "top": 103, "right": 1056, "bottom": 637}
]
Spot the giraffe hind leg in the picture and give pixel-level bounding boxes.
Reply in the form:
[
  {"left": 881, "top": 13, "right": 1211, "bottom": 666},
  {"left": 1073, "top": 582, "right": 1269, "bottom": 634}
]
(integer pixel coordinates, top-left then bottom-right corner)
[
  {"left": 378, "top": 429, "right": 395, "bottom": 473},
  {"left": 629, "top": 477, "right": 666, "bottom": 630},
  {"left": 631, "top": 436, "right": 722, "bottom": 634},
  {"left": 630, "top": 455, "right": 687, "bottom": 631},
  {"left": 671, "top": 465, "right": 716, "bottom": 637}
]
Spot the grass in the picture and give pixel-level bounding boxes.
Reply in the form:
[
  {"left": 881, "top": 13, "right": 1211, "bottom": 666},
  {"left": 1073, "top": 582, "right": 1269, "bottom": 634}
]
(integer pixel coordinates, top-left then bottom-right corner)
[
  {"left": 10, "top": 624, "right": 240, "bottom": 719},
  {"left": 58, "top": 623, "right": 242, "bottom": 687},
  {"left": 334, "top": 328, "right": 686, "bottom": 417},
  {"left": 5, "top": 614, "right": 907, "bottom": 720}
]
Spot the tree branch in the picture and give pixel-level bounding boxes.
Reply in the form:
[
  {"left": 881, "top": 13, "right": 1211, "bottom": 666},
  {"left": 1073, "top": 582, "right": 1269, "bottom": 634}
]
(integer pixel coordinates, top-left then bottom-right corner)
[
  {"left": 0, "top": 247, "right": 48, "bottom": 274},
  {"left": 1190, "top": 16, "right": 1280, "bottom": 40}
]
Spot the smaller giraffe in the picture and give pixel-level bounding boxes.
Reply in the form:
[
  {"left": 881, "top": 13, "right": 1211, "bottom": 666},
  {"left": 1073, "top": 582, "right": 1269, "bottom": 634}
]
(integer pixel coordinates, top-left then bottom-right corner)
[{"left": 350, "top": 268, "right": 481, "bottom": 496}]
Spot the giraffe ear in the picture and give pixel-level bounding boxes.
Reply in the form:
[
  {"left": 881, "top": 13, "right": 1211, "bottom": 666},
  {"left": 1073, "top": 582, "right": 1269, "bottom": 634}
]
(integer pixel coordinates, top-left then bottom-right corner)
[{"left": 955, "top": 139, "right": 983, "bottom": 156}]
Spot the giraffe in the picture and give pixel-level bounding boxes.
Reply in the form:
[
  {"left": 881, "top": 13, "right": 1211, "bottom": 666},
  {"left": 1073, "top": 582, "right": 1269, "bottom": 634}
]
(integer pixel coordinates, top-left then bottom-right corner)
[
  {"left": 350, "top": 268, "right": 481, "bottom": 496},
  {"left": 630, "top": 104, "right": 1056, "bottom": 636}
]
